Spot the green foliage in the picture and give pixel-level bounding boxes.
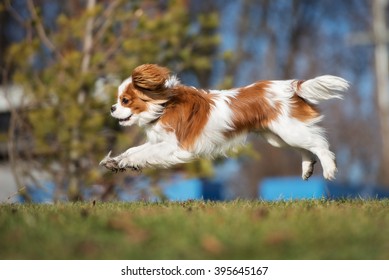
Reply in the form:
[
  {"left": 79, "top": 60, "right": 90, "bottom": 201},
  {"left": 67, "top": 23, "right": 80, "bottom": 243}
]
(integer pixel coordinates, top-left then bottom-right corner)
[
  {"left": 7, "top": 0, "right": 222, "bottom": 199},
  {"left": 1, "top": 200, "right": 388, "bottom": 259}
]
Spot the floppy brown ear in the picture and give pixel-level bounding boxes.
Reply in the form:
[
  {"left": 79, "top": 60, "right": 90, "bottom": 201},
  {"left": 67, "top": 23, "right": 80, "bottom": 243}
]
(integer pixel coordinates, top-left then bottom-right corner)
[{"left": 132, "top": 64, "right": 170, "bottom": 91}]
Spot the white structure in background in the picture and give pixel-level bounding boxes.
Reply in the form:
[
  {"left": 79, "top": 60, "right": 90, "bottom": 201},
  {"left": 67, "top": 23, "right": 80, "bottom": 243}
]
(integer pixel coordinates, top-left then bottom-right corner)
[{"left": 0, "top": 85, "right": 24, "bottom": 203}]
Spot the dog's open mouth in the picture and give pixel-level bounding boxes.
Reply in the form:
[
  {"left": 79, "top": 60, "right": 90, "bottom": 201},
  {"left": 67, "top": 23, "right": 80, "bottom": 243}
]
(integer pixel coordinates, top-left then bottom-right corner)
[{"left": 118, "top": 115, "right": 132, "bottom": 123}]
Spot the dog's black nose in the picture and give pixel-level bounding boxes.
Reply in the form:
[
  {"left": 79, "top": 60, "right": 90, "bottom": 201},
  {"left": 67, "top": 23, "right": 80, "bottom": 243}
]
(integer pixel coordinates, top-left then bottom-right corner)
[{"left": 111, "top": 105, "right": 116, "bottom": 113}]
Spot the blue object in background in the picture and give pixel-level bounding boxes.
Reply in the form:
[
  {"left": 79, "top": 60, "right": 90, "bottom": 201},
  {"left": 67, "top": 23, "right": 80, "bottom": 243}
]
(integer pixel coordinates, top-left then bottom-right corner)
[
  {"left": 162, "top": 176, "right": 224, "bottom": 201},
  {"left": 162, "top": 178, "right": 203, "bottom": 201},
  {"left": 259, "top": 176, "right": 389, "bottom": 200},
  {"left": 260, "top": 176, "right": 326, "bottom": 201},
  {"left": 201, "top": 178, "right": 223, "bottom": 201},
  {"left": 326, "top": 183, "right": 363, "bottom": 199},
  {"left": 18, "top": 182, "right": 56, "bottom": 203}
]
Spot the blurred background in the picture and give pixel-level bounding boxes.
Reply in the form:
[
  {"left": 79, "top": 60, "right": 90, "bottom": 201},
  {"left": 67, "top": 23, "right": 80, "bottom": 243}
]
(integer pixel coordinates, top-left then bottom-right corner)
[{"left": 0, "top": 0, "right": 388, "bottom": 203}]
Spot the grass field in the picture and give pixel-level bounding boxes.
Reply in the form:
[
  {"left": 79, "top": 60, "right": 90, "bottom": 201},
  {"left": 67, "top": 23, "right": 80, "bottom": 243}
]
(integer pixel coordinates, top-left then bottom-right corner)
[{"left": 0, "top": 199, "right": 388, "bottom": 259}]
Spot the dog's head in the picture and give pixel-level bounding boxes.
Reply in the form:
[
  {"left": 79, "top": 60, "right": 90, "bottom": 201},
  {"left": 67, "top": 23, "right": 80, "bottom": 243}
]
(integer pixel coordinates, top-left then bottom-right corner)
[{"left": 110, "top": 64, "right": 180, "bottom": 126}]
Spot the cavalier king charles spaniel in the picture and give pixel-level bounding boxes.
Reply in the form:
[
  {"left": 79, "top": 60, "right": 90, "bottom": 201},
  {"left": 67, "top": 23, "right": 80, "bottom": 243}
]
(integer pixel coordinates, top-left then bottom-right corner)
[{"left": 100, "top": 64, "right": 348, "bottom": 180}]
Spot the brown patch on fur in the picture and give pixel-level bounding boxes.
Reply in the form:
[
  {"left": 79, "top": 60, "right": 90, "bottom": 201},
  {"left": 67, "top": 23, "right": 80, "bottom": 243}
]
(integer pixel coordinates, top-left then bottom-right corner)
[
  {"left": 159, "top": 86, "right": 214, "bottom": 150},
  {"left": 290, "top": 94, "right": 320, "bottom": 122},
  {"left": 226, "top": 81, "right": 281, "bottom": 137},
  {"left": 131, "top": 64, "right": 175, "bottom": 102},
  {"left": 132, "top": 64, "right": 170, "bottom": 91},
  {"left": 121, "top": 83, "right": 148, "bottom": 114}
]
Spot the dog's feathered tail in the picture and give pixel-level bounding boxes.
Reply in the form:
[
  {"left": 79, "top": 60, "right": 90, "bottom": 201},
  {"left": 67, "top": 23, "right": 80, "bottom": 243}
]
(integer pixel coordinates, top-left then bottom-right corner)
[{"left": 294, "top": 75, "right": 349, "bottom": 104}]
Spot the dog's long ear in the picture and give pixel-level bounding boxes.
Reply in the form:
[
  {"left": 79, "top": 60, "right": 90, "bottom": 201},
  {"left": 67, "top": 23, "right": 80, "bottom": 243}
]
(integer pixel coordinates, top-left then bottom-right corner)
[{"left": 132, "top": 64, "right": 170, "bottom": 91}]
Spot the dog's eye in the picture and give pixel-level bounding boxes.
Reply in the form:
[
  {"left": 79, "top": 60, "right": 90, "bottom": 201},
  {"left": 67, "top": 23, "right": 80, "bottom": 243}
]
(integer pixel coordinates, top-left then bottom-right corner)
[{"left": 122, "top": 97, "right": 129, "bottom": 105}]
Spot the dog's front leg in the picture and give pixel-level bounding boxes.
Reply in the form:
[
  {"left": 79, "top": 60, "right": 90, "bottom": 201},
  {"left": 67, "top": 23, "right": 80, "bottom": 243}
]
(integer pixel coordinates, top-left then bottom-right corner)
[
  {"left": 99, "top": 151, "right": 125, "bottom": 172},
  {"left": 116, "top": 141, "right": 194, "bottom": 170},
  {"left": 100, "top": 143, "right": 151, "bottom": 172},
  {"left": 113, "top": 142, "right": 152, "bottom": 171}
]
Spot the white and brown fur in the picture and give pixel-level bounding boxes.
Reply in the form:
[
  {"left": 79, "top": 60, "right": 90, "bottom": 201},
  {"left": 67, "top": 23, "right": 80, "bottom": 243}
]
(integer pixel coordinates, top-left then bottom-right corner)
[{"left": 100, "top": 64, "right": 349, "bottom": 180}]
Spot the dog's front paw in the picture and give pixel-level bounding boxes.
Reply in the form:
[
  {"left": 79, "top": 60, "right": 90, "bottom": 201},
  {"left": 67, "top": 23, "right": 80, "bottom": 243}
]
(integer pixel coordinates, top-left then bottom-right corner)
[
  {"left": 100, "top": 151, "right": 126, "bottom": 173},
  {"left": 118, "top": 157, "right": 142, "bottom": 173}
]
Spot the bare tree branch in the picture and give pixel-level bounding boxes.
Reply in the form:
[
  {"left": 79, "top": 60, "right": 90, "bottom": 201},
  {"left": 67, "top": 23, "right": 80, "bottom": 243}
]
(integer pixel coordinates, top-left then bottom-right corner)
[
  {"left": 26, "top": 0, "right": 63, "bottom": 59},
  {"left": 4, "top": 0, "right": 26, "bottom": 27},
  {"left": 81, "top": 0, "right": 96, "bottom": 74},
  {"left": 94, "top": 0, "right": 121, "bottom": 42},
  {"left": 4, "top": 0, "right": 33, "bottom": 41},
  {"left": 372, "top": 0, "right": 389, "bottom": 185}
]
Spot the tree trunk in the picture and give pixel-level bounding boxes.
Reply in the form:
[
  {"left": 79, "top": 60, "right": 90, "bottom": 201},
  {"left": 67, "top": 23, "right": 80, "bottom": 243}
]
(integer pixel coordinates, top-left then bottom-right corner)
[{"left": 372, "top": 0, "right": 389, "bottom": 187}]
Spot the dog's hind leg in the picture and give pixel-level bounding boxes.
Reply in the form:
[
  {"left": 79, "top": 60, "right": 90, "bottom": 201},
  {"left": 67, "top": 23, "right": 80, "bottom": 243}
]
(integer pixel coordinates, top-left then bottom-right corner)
[
  {"left": 261, "top": 131, "right": 287, "bottom": 148},
  {"left": 269, "top": 120, "right": 337, "bottom": 180},
  {"left": 300, "top": 149, "right": 317, "bottom": 180},
  {"left": 262, "top": 131, "right": 318, "bottom": 180},
  {"left": 308, "top": 146, "right": 337, "bottom": 180}
]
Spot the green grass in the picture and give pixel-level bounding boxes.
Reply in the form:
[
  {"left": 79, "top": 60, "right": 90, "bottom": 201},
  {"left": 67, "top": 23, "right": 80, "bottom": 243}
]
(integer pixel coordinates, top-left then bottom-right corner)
[{"left": 0, "top": 199, "right": 388, "bottom": 259}]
